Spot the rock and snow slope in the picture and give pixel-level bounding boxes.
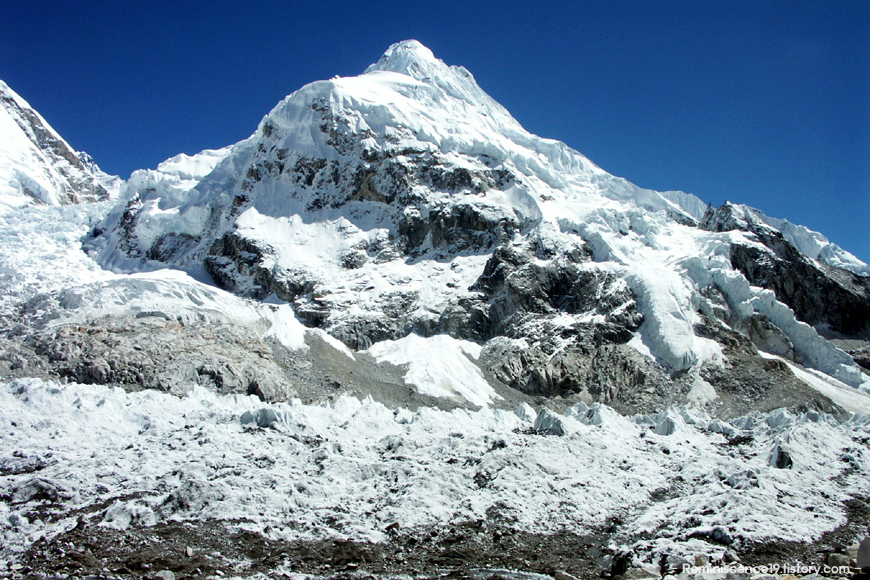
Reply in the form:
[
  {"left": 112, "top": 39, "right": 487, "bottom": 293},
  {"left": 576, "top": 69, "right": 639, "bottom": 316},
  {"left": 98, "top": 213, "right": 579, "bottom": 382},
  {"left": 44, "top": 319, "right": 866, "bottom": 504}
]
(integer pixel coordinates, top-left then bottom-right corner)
[
  {"left": 90, "top": 40, "right": 869, "bottom": 409},
  {"left": 1, "top": 41, "right": 870, "bottom": 577},
  {"left": 0, "top": 80, "right": 118, "bottom": 210}
]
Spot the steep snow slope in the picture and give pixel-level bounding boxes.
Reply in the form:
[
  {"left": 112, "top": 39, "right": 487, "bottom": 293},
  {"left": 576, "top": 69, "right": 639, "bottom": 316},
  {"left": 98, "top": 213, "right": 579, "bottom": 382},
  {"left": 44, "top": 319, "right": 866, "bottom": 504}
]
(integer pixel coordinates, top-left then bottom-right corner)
[
  {"left": 0, "top": 80, "right": 118, "bottom": 210},
  {"left": 92, "top": 40, "right": 868, "bottom": 402}
]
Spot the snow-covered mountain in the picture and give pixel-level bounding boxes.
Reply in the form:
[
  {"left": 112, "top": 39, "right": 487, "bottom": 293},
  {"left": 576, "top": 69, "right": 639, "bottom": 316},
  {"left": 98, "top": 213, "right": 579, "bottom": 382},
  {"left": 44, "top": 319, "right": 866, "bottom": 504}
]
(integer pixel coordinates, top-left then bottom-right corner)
[
  {"left": 2, "top": 41, "right": 870, "bottom": 577},
  {"left": 90, "top": 40, "right": 869, "bottom": 414},
  {"left": 0, "top": 80, "right": 118, "bottom": 210}
]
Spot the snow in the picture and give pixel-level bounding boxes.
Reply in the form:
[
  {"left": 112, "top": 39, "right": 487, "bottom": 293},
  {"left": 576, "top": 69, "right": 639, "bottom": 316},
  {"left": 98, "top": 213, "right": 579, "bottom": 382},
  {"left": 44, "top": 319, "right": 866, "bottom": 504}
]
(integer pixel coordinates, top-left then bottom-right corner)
[
  {"left": 156, "top": 147, "right": 233, "bottom": 180},
  {"left": 686, "top": 376, "right": 717, "bottom": 407},
  {"left": 364, "top": 333, "right": 499, "bottom": 407},
  {"left": 1, "top": 42, "right": 870, "bottom": 575},
  {"left": 0, "top": 80, "right": 118, "bottom": 210},
  {"left": 1, "top": 378, "right": 868, "bottom": 570}
]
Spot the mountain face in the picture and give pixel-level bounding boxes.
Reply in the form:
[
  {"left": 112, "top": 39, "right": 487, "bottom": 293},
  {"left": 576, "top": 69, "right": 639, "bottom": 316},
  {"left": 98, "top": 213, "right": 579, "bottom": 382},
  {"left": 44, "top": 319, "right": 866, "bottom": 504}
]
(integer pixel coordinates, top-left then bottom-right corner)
[
  {"left": 3, "top": 41, "right": 870, "bottom": 577},
  {"left": 87, "top": 40, "right": 869, "bottom": 416},
  {"left": 0, "top": 80, "right": 118, "bottom": 210}
]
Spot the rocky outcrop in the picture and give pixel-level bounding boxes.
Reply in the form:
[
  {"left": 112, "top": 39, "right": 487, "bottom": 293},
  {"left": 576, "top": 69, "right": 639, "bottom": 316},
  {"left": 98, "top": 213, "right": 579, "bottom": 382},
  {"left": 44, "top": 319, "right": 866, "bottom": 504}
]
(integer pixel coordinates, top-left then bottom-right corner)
[
  {"left": 701, "top": 203, "right": 870, "bottom": 338},
  {"left": 25, "top": 316, "right": 295, "bottom": 401}
]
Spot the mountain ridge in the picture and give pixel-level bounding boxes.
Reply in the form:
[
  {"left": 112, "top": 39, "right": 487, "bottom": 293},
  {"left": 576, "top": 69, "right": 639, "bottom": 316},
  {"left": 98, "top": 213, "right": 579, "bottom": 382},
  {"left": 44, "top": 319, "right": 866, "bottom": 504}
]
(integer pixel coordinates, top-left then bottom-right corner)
[
  {"left": 82, "top": 40, "right": 868, "bottom": 409},
  {"left": 0, "top": 80, "right": 118, "bottom": 210}
]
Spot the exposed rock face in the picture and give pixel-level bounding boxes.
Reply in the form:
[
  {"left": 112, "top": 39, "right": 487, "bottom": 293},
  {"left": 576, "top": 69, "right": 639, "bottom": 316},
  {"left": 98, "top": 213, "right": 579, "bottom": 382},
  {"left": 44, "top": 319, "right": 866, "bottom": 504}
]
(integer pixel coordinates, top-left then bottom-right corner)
[{"left": 701, "top": 203, "right": 870, "bottom": 338}]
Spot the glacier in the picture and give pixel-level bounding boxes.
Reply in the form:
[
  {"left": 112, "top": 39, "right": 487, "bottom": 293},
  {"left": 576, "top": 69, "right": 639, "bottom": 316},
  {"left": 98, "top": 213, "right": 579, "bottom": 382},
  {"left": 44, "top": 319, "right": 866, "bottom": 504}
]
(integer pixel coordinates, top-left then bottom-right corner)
[{"left": 1, "top": 40, "right": 870, "bottom": 577}]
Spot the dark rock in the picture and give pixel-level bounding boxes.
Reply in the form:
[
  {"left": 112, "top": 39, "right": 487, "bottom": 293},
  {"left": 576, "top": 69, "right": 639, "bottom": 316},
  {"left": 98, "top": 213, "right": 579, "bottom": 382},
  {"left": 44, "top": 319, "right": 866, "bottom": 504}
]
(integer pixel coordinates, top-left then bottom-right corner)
[
  {"left": 769, "top": 444, "right": 793, "bottom": 469},
  {"left": 701, "top": 203, "right": 870, "bottom": 338},
  {"left": 10, "top": 478, "right": 68, "bottom": 504},
  {"left": 660, "top": 554, "right": 691, "bottom": 575},
  {"left": 711, "top": 526, "right": 733, "bottom": 545},
  {"left": 859, "top": 536, "right": 870, "bottom": 568},
  {"left": 610, "top": 551, "right": 631, "bottom": 577},
  {"left": 827, "top": 553, "right": 851, "bottom": 567}
]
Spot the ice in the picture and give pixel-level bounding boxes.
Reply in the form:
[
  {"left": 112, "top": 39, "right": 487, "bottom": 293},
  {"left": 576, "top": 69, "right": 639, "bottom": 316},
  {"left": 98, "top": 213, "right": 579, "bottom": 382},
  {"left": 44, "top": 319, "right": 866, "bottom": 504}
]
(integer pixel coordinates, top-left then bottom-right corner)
[
  {"left": 1, "top": 377, "right": 868, "bottom": 568},
  {"left": 365, "top": 333, "right": 499, "bottom": 407}
]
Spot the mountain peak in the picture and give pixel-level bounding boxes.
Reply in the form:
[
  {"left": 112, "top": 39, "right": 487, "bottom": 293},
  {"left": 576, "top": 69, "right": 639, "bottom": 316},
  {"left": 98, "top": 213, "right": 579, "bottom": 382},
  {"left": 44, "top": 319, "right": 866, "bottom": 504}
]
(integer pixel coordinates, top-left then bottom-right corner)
[{"left": 364, "top": 39, "right": 445, "bottom": 80}]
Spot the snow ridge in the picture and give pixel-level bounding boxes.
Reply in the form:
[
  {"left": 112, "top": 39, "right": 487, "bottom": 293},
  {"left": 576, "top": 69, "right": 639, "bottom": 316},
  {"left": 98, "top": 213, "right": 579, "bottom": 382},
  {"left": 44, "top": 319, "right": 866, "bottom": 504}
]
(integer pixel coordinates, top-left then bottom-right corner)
[{"left": 0, "top": 80, "right": 118, "bottom": 210}]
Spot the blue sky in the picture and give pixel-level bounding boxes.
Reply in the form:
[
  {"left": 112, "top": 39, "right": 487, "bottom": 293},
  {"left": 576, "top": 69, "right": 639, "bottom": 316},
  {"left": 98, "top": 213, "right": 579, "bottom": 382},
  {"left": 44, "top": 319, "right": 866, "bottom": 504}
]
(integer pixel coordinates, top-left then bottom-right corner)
[{"left": 2, "top": 0, "right": 867, "bottom": 262}]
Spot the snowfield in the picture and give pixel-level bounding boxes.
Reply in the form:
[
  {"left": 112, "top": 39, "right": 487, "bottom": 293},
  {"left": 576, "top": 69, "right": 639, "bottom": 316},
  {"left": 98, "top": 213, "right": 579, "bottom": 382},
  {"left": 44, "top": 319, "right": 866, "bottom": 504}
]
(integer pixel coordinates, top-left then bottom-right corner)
[{"left": 2, "top": 377, "right": 869, "bottom": 571}]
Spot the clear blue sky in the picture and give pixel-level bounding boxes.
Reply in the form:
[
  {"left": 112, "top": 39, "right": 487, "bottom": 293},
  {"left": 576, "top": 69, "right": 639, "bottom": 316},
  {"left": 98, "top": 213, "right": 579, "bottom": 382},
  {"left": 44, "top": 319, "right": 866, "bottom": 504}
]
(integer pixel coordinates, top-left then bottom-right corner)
[{"left": 2, "top": 0, "right": 867, "bottom": 262}]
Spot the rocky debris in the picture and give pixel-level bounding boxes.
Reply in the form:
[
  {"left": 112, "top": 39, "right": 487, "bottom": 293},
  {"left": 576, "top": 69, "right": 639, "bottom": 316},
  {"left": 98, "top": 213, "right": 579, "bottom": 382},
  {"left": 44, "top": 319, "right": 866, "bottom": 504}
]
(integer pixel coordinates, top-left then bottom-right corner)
[
  {"left": 8, "top": 477, "right": 71, "bottom": 505},
  {"left": 482, "top": 335, "right": 683, "bottom": 413},
  {"left": 0, "top": 452, "right": 51, "bottom": 476},
  {"left": 617, "top": 566, "right": 661, "bottom": 579},
  {"left": 826, "top": 552, "right": 851, "bottom": 568},
  {"left": 16, "top": 316, "right": 295, "bottom": 401},
  {"left": 660, "top": 554, "right": 692, "bottom": 576},
  {"left": 833, "top": 340, "right": 870, "bottom": 372},
  {"left": 0, "top": 310, "right": 532, "bottom": 412},
  {"left": 15, "top": 518, "right": 613, "bottom": 580},
  {"left": 694, "top": 315, "right": 841, "bottom": 418}
]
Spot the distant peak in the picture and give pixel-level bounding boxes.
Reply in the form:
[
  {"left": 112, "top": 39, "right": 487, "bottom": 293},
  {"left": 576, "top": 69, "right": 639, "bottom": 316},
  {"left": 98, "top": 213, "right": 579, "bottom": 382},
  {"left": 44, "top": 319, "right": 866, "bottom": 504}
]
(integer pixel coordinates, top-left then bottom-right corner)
[
  {"left": 365, "top": 39, "right": 444, "bottom": 79},
  {"left": 387, "top": 39, "right": 433, "bottom": 56}
]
